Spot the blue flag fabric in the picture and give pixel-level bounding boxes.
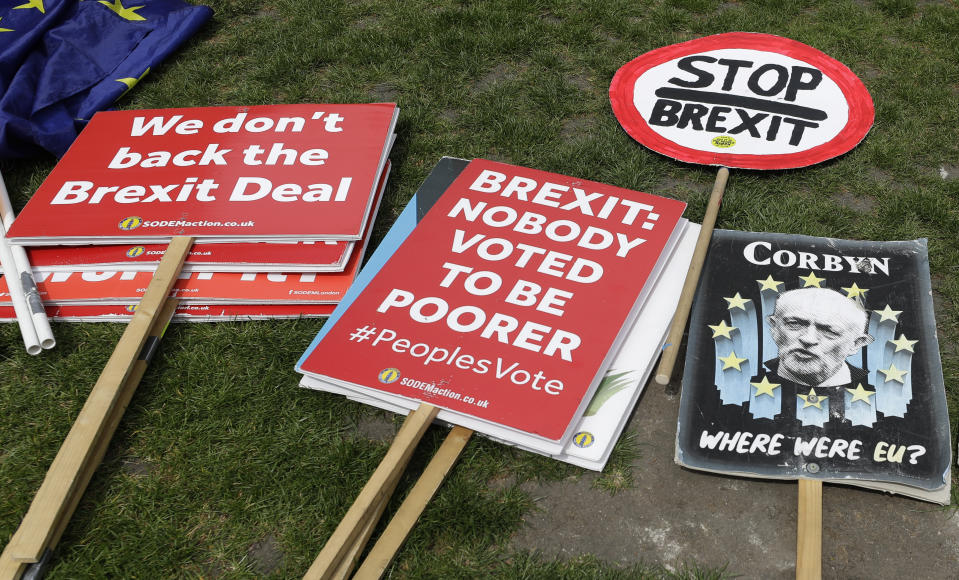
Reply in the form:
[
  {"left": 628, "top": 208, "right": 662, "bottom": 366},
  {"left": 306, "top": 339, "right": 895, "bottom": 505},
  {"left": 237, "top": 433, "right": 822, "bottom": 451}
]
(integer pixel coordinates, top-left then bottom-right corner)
[{"left": 0, "top": 0, "right": 212, "bottom": 159}]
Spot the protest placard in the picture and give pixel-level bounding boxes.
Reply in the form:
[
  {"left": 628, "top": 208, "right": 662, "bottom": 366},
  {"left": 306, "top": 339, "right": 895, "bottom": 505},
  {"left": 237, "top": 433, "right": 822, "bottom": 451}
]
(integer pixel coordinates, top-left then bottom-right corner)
[
  {"left": 297, "top": 158, "right": 687, "bottom": 453},
  {"left": 7, "top": 103, "right": 397, "bottom": 244},
  {"left": 676, "top": 230, "right": 951, "bottom": 503}
]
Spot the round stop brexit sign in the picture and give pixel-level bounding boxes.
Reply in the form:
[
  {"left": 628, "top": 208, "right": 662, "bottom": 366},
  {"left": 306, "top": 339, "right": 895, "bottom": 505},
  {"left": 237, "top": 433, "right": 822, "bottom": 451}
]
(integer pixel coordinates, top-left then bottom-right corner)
[{"left": 609, "top": 33, "right": 874, "bottom": 170}]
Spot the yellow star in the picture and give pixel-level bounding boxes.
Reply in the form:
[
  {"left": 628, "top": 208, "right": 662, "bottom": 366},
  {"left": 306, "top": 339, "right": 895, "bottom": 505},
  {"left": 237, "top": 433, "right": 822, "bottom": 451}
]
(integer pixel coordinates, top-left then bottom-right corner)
[
  {"left": 889, "top": 334, "right": 918, "bottom": 353},
  {"left": 723, "top": 292, "right": 751, "bottom": 311},
  {"left": 115, "top": 67, "right": 150, "bottom": 101},
  {"left": 708, "top": 320, "right": 736, "bottom": 339},
  {"left": 98, "top": 0, "right": 146, "bottom": 21},
  {"left": 0, "top": 18, "right": 12, "bottom": 32},
  {"left": 798, "top": 271, "right": 825, "bottom": 287},
  {"left": 841, "top": 282, "right": 868, "bottom": 299},
  {"left": 846, "top": 383, "right": 876, "bottom": 405},
  {"left": 756, "top": 275, "right": 783, "bottom": 292},
  {"left": 750, "top": 376, "right": 781, "bottom": 398},
  {"left": 719, "top": 350, "right": 748, "bottom": 371},
  {"left": 873, "top": 304, "right": 902, "bottom": 323},
  {"left": 797, "top": 388, "right": 825, "bottom": 409},
  {"left": 14, "top": 0, "right": 44, "bottom": 13},
  {"left": 879, "top": 364, "right": 908, "bottom": 384}
]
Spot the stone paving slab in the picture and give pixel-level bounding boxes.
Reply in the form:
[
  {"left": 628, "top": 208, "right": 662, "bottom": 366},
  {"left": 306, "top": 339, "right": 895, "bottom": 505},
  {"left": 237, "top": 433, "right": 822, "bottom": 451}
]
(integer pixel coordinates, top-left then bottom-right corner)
[{"left": 510, "top": 385, "right": 959, "bottom": 579}]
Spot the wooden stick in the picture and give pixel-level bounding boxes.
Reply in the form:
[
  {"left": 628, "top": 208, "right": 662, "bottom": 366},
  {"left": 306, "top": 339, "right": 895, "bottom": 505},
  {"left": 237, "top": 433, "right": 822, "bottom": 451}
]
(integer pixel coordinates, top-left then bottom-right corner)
[
  {"left": 4, "top": 237, "right": 193, "bottom": 563},
  {"left": 303, "top": 403, "right": 440, "bottom": 580},
  {"left": 60, "top": 299, "right": 181, "bottom": 550},
  {"left": 654, "top": 166, "right": 729, "bottom": 387},
  {"left": 329, "top": 473, "right": 396, "bottom": 580},
  {"left": 0, "top": 543, "right": 26, "bottom": 580},
  {"left": 0, "top": 298, "right": 181, "bottom": 580},
  {"left": 354, "top": 426, "right": 472, "bottom": 580},
  {"left": 328, "top": 421, "right": 419, "bottom": 580},
  {"left": 796, "top": 479, "right": 823, "bottom": 580}
]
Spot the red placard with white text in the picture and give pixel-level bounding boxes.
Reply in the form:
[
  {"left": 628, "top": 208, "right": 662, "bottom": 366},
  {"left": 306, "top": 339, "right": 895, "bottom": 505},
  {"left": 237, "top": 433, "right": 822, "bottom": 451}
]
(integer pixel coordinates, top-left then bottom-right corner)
[
  {"left": 0, "top": 252, "right": 363, "bottom": 305},
  {"left": 298, "top": 159, "right": 686, "bottom": 444},
  {"left": 25, "top": 240, "right": 352, "bottom": 272},
  {"left": 22, "top": 159, "right": 391, "bottom": 272},
  {"left": 0, "top": 303, "right": 335, "bottom": 322},
  {"left": 7, "top": 103, "right": 397, "bottom": 244}
]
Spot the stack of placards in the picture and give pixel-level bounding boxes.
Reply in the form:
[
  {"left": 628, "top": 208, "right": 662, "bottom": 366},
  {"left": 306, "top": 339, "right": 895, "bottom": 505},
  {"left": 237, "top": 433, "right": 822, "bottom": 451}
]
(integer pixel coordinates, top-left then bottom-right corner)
[
  {"left": 297, "top": 157, "right": 699, "bottom": 469},
  {"left": 675, "top": 229, "right": 952, "bottom": 502},
  {"left": 1, "top": 103, "right": 398, "bottom": 322}
]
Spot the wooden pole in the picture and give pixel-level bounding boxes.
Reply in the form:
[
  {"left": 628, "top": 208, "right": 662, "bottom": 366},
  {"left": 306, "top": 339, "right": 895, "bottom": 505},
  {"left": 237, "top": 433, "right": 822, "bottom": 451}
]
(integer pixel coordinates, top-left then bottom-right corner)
[
  {"left": 796, "top": 479, "right": 823, "bottom": 580},
  {"left": 354, "top": 426, "right": 472, "bottom": 580},
  {"left": 328, "top": 435, "right": 412, "bottom": 580},
  {"left": 654, "top": 167, "right": 729, "bottom": 387},
  {"left": 3, "top": 237, "right": 193, "bottom": 564},
  {"left": 0, "top": 298, "right": 181, "bottom": 580},
  {"left": 303, "top": 403, "right": 439, "bottom": 580}
]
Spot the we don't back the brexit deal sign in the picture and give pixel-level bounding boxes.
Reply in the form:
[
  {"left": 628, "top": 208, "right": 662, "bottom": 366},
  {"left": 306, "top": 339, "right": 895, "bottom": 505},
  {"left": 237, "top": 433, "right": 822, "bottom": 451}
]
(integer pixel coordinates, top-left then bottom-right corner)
[
  {"left": 7, "top": 103, "right": 397, "bottom": 244},
  {"left": 610, "top": 33, "right": 874, "bottom": 170}
]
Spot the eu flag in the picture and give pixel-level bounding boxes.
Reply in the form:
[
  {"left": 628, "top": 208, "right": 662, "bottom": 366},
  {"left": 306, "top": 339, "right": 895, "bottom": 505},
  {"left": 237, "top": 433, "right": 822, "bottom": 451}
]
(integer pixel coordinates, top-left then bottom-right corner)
[{"left": 0, "top": 0, "right": 212, "bottom": 159}]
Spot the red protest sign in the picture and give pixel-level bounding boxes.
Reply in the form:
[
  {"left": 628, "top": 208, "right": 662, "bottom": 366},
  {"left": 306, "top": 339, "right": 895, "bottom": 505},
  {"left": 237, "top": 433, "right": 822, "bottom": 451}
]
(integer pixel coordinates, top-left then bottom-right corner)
[
  {"left": 610, "top": 33, "right": 873, "bottom": 170},
  {"left": 298, "top": 159, "right": 686, "bottom": 450},
  {"left": 7, "top": 103, "right": 397, "bottom": 244}
]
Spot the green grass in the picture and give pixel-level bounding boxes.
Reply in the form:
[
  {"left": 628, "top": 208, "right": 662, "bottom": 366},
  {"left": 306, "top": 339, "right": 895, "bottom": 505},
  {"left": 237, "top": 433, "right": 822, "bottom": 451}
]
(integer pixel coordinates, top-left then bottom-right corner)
[{"left": 2, "top": 0, "right": 958, "bottom": 577}]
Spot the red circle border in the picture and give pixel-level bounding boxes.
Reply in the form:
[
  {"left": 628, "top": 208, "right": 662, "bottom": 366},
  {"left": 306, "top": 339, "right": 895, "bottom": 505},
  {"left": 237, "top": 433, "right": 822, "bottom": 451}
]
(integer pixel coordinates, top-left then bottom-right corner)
[{"left": 609, "top": 32, "right": 875, "bottom": 170}]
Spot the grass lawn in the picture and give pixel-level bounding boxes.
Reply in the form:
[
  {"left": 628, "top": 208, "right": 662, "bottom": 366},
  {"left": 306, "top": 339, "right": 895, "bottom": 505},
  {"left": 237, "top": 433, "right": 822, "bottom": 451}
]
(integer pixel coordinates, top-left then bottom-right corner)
[{"left": 1, "top": 0, "right": 957, "bottom": 578}]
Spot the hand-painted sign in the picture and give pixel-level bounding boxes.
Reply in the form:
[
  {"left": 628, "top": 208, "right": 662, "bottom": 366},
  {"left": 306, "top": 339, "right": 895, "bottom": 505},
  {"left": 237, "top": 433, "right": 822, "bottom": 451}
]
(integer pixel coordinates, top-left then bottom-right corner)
[{"left": 610, "top": 33, "right": 873, "bottom": 169}]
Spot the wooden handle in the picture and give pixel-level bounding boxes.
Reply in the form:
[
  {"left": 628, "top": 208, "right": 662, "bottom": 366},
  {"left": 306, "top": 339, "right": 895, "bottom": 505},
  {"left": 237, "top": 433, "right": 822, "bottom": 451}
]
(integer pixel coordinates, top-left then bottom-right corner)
[
  {"left": 49, "top": 298, "right": 181, "bottom": 549},
  {"left": 354, "top": 426, "right": 473, "bottom": 579},
  {"left": 0, "top": 298, "right": 182, "bottom": 580},
  {"left": 654, "top": 167, "right": 729, "bottom": 387},
  {"left": 303, "top": 403, "right": 440, "bottom": 580},
  {"left": 5, "top": 237, "right": 193, "bottom": 563},
  {"left": 796, "top": 479, "right": 823, "bottom": 580}
]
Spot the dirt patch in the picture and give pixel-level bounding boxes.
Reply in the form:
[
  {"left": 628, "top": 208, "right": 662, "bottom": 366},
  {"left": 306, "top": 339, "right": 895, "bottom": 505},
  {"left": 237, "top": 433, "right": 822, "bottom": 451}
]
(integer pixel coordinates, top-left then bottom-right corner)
[
  {"left": 121, "top": 456, "right": 155, "bottom": 477},
  {"left": 938, "top": 165, "right": 959, "bottom": 180},
  {"left": 356, "top": 412, "right": 398, "bottom": 442},
  {"left": 370, "top": 82, "right": 399, "bottom": 102},
  {"left": 832, "top": 189, "right": 877, "bottom": 213},
  {"left": 247, "top": 534, "right": 284, "bottom": 575},
  {"left": 472, "top": 62, "right": 526, "bottom": 94},
  {"left": 560, "top": 115, "right": 598, "bottom": 140}
]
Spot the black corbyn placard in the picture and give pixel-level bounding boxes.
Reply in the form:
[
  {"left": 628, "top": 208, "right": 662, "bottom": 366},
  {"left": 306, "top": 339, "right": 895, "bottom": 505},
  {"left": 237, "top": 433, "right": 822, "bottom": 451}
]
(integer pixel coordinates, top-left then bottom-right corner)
[{"left": 610, "top": 33, "right": 874, "bottom": 170}]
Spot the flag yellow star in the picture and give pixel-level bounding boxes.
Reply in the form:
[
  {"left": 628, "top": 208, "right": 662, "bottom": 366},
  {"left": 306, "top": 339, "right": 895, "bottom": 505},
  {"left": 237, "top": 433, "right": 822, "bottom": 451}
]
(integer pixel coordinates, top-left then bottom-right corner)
[
  {"left": 0, "top": 18, "right": 12, "bottom": 32},
  {"left": 873, "top": 304, "right": 902, "bottom": 323},
  {"left": 99, "top": 0, "right": 146, "bottom": 21},
  {"left": 798, "top": 272, "right": 825, "bottom": 287},
  {"left": 14, "top": 0, "right": 44, "bottom": 13},
  {"left": 841, "top": 282, "right": 868, "bottom": 299},
  {"left": 750, "top": 376, "right": 780, "bottom": 398},
  {"left": 723, "top": 292, "right": 751, "bottom": 311},
  {"left": 797, "top": 388, "right": 825, "bottom": 409},
  {"left": 115, "top": 67, "right": 151, "bottom": 101},
  {"left": 889, "top": 334, "right": 918, "bottom": 353},
  {"left": 846, "top": 383, "right": 876, "bottom": 405},
  {"left": 879, "top": 364, "right": 908, "bottom": 384},
  {"left": 719, "top": 350, "right": 748, "bottom": 371},
  {"left": 708, "top": 320, "right": 736, "bottom": 339},
  {"left": 756, "top": 275, "right": 783, "bottom": 292}
]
